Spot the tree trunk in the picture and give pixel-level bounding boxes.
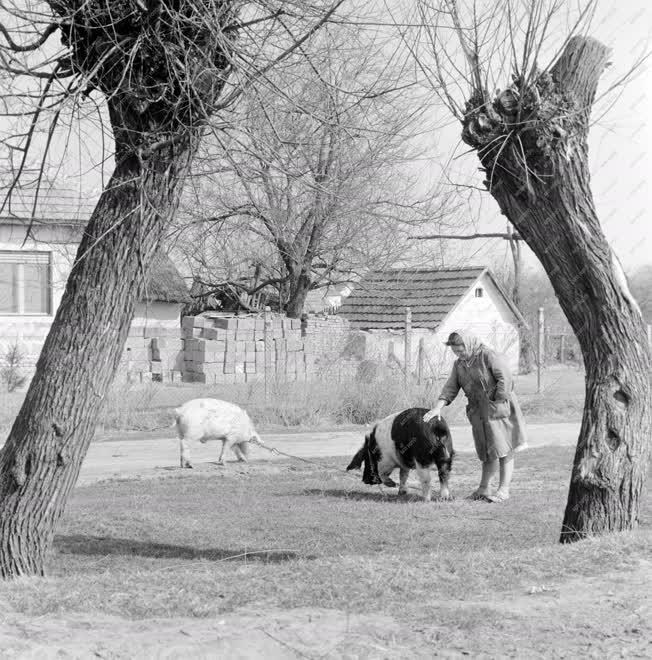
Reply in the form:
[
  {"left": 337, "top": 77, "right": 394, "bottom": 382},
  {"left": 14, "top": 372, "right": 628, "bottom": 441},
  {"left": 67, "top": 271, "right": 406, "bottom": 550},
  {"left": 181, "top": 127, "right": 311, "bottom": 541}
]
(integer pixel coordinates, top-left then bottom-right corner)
[
  {"left": 461, "top": 37, "right": 652, "bottom": 541},
  {"left": 286, "top": 269, "right": 312, "bottom": 319},
  {"left": 0, "top": 127, "right": 195, "bottom": 577}
]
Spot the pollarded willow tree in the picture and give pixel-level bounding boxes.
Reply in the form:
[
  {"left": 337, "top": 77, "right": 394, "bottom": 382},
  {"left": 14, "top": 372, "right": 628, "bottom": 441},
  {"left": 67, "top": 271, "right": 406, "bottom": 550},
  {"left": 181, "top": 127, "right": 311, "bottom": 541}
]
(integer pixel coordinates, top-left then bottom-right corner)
[
  {"left": 0, "top": 0, "right": 344, "bottom": 578},
  {"left": 414, "top": 0, "right": 651, "bottom": 540}
]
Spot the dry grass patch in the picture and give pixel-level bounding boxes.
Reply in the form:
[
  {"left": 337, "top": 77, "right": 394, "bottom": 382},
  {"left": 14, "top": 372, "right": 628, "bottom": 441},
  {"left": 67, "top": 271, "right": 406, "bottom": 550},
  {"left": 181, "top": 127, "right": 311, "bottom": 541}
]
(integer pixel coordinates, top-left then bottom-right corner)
[{"left": 0, "top": 365, "right": 586, "bottom": 438}]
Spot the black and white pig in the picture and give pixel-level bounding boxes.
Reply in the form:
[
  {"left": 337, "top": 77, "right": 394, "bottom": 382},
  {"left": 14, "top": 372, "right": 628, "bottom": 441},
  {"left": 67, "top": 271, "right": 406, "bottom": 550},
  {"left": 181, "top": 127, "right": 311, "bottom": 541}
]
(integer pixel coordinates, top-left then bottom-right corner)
[{"left": 346, "top": 408, "right": 454, "bottom": 501}]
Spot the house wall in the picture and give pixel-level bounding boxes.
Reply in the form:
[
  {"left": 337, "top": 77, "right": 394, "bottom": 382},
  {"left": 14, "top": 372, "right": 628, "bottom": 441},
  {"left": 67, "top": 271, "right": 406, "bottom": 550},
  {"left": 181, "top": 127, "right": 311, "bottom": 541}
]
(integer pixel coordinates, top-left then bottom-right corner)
[
  {"left": 0, "top": 224, "right": 184, "bottom": 378},
  {"left": 0, "top": 223, "right": 78, "bottom": 367},
  {"left": 133, "top": 302, "right": 183, "bottom": 330},
  {"left": 434, "top": 274, "right": 520, "bottom": 373},
  {"left": 350, "top": 273, "right": 521, "bottom": 378}
]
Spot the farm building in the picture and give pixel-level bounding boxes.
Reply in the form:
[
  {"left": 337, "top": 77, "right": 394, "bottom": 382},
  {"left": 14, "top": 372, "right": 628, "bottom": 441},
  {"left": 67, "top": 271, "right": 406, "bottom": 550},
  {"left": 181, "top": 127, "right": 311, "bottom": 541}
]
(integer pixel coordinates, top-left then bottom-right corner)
[
  {"left": 304, "top": 281, "right": 355, "bottom": 314},
  {"left": 338, "top": 266, "right": 525, "bottom": 376},
  {"left": 0, "top": 188, "right": 190, "bottom": 373}
]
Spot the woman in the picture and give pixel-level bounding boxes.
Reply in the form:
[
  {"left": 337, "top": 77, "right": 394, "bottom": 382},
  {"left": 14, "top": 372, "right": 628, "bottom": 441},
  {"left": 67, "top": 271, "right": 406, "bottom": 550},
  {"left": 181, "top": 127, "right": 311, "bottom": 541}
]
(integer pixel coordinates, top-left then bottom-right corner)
[{"left": 423, "top": 330, "right": 528, "bottom": 502}]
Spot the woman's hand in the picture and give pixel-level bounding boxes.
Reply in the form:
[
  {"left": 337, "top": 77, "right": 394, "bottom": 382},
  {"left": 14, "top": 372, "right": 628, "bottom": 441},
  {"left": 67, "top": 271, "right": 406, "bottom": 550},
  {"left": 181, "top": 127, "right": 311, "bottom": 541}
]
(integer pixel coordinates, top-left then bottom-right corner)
[{"left": 423, "top": 405, "right": 443, "bottom": 423}]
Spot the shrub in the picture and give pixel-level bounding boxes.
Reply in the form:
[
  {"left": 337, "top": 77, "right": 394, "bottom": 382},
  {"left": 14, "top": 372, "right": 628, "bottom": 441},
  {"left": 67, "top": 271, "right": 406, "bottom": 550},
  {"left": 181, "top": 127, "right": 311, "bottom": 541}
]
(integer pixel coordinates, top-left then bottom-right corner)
[{"left": 0, "top": 344, "right": 27, "bottom": 392}]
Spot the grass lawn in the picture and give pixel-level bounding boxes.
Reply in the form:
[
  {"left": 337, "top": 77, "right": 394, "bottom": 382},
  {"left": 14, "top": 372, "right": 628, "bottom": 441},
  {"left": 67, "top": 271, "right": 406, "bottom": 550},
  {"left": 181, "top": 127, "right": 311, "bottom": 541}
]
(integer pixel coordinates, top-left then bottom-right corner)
[{"left": 0, "top": 445, "right": 649, "bottom": 657}]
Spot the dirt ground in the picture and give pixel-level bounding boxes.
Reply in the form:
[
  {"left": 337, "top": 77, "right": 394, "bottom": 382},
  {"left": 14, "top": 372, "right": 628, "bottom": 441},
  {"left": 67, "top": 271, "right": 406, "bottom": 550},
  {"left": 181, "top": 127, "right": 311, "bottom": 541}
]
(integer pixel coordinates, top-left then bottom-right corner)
[
  {"left": 4, "top": 421, "right": 651, "bottom": 659},
  {"left": 1, "top": 563, "right": 650, "bottom": 658}
]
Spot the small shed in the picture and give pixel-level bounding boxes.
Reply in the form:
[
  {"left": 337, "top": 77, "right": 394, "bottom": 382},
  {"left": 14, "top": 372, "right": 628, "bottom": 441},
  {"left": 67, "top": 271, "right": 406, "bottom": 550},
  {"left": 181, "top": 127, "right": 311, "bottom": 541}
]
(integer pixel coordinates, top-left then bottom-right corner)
[{"left": 338, "top": 266, "right": 525, "bottom": 376}]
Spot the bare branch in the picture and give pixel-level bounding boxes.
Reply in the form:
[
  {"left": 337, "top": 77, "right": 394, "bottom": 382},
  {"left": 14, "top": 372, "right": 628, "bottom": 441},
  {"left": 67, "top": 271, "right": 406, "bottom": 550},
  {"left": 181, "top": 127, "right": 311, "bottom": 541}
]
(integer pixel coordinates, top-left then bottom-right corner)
[{"left": 0, "top": 20, "right": 58, "bottom": 52}]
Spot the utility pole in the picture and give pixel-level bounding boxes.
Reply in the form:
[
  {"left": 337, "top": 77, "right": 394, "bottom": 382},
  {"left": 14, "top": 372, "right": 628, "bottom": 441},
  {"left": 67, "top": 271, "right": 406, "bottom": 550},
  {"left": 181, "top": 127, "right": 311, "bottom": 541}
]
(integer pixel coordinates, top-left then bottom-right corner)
[
  {"left": 505, "top": 224, "right": 522, "bottom": 308},
  {"left": 411, "top": 225, "right": 524, "bottom": 302}
]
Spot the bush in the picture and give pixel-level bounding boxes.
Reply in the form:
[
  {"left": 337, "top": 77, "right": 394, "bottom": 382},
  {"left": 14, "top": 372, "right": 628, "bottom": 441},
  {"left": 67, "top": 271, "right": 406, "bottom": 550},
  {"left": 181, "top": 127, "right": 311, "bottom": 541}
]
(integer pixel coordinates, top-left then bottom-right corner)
[{"left": 0, "top": 344, "right": 27, "bottom": 392}]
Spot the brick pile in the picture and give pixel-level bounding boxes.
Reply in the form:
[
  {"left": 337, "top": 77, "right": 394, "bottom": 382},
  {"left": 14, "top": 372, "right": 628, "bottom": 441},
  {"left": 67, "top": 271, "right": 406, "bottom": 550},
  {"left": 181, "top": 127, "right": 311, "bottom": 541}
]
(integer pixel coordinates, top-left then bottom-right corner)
[
  {"left": 3, "top": 313, "right": 353, "bottom": 390},
  {"left": 181, "top": 314, "right": 345, "bottom": 384},
  {"left": 121, "top": 325, "right": 184, "bottom": 383}
]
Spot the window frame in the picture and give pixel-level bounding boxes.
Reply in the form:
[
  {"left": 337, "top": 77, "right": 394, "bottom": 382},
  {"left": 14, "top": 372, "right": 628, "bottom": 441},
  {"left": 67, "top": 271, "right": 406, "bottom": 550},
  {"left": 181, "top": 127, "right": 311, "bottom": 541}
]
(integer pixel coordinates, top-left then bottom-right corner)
[
  {"left": 474, "top": 286, "right": 484, "bottom": 298},
  {"left": 0, "top": 250, "right": 53, "bottom": 316}
]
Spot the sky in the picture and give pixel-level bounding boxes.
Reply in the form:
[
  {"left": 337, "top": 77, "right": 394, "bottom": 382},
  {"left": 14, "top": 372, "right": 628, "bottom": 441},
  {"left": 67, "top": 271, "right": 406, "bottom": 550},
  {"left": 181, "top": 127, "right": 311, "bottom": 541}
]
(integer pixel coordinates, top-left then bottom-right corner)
[
  {"left": 411, "top": 0, "right": 652, "bottom": 274},
  {"left": 1, "top": 0, "right": 650, "bottom": 275}
]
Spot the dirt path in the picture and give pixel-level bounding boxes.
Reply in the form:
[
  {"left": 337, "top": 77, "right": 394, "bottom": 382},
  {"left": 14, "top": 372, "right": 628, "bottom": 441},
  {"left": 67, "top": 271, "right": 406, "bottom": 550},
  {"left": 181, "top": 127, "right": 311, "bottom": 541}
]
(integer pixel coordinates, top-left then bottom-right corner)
[
  {"left": 1, "top": 562, "right": 650, "bottom": 658},
  {"left": 78, "top": 422, "right": 581, "bottom": 486}
]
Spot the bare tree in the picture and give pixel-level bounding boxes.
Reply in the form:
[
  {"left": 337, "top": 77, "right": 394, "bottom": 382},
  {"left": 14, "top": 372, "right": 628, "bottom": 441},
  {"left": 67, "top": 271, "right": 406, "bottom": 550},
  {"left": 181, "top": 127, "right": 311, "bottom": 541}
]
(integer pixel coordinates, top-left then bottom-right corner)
[
  {"left": 176, "top": 24, "right": 444, "bottom": 316},
  {"left": 413, "top": 0, "right": 651, "bottom": 541},
  {"left": 0, "top": 0, "right": 344, "bottom": 578}
]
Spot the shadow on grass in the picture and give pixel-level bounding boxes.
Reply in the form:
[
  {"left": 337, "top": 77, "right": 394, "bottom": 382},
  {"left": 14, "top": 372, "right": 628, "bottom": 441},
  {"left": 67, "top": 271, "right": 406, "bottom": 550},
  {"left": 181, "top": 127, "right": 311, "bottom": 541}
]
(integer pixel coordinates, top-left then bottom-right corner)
[
  {"left": 54, "top": 535, "right": 308, "bottom": 563},
  {"left": 302, "top": 487, "right": 411, "bottom": 502},
  {"left": 302, "top": 487, "right": 464, "bottom": 504}
]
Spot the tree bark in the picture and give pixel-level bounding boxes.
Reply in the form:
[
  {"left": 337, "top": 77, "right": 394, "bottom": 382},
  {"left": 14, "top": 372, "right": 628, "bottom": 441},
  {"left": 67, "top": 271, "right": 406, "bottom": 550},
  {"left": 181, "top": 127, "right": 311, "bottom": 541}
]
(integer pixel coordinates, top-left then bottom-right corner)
[
  {"left": 0, "top": 131, "right": 195, "bottom": 577},
  {"left": 461, "top": 37, "right": 652, "bottom": 541},
  {"left": 285, "top": 269, "right": 312, "bottom": 318}
]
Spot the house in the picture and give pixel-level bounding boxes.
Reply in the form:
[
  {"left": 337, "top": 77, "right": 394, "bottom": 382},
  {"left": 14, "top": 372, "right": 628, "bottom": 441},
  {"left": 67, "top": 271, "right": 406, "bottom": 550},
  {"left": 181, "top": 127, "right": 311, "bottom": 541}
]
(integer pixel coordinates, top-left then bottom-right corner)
[
  {"left": 0, "top": 187, "right": 190, "bottom": 374},
  {"left": 338, "top": 266, "right": 525, "bottom": 376},
  {"left": 304, "top": 281, "right": 355, "bottom": 314}
]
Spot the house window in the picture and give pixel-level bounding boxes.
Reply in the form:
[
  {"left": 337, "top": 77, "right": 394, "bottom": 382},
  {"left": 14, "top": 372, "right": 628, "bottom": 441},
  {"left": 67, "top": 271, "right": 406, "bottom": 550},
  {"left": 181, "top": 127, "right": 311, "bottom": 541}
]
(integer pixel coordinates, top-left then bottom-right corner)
[
  {"left": 0, "top": 251, "right": 52, "bottom": 315},
  {"left": 475, "top": 287, "right": 484, "bottom": 298}
]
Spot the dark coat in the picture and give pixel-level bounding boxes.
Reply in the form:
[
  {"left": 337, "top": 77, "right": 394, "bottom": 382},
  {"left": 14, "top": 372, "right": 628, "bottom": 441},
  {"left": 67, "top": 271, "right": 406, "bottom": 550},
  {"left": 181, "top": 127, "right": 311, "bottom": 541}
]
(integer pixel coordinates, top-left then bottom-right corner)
[{"left": 439, "top": 347, "right": 528, "bottom": 461}]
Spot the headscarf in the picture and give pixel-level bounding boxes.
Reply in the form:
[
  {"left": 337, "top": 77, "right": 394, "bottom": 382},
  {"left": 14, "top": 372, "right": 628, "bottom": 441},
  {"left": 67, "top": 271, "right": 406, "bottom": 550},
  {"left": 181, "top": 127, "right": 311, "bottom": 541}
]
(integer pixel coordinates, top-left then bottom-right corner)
[{"left": 450, "top": 330, "right": 486, "bottom": 365}]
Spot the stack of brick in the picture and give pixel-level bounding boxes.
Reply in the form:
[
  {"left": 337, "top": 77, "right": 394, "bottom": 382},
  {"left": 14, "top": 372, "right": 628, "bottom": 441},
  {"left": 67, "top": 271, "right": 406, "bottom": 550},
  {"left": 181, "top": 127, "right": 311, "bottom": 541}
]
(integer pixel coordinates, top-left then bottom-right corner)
[
  {"left": 113, "top": 313, "right": 354, "bottom": 385},
  {"left": 121, "top": 325, "right": 184, "bottom": 383},
  {"left": 181, "top": 314, "right": 312, "bottom": 384}
]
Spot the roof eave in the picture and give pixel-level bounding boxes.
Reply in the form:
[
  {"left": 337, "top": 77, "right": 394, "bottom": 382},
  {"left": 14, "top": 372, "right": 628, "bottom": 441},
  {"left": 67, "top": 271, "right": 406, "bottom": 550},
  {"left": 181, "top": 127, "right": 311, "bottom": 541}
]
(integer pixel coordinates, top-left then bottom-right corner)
[{"left": 482, "top": 270, "right": 528, "bottom": 327}]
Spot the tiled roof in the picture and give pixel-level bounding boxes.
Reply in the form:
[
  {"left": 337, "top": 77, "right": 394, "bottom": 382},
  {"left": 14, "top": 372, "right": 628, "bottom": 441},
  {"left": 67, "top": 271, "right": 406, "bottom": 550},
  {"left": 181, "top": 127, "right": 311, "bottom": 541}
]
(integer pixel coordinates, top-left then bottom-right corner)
[
  {"left": 0, "top": 186, "right": 98, "bottom": 224},
  {"left": 338, "top": 267, "right": 488, "bottom": 329},
  {"left": 142, "top": 251, "right": 191, "bottom": 304}
]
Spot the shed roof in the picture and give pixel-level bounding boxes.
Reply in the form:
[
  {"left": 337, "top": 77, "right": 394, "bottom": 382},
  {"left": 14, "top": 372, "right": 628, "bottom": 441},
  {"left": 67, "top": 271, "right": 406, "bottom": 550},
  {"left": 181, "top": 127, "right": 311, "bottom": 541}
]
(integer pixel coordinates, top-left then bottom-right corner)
[
  {"left": 338, "top": 267, "right": 521, "bottom": 329},
  {"left": 142, "top": 251, "right": 192, "bottom": 304},
  {"left": 0, "top": 185, "right": 190, "bottom": 304}
]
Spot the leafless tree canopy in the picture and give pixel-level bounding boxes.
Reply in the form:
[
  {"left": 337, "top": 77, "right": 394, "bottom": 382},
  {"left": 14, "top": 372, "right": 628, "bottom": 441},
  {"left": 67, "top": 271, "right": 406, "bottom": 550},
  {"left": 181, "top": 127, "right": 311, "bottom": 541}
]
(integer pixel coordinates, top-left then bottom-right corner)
[
  {"left": 0, "top": 1, "right": 347, "bottom": 201},
  {"left": 173, "top": 19, "right": 450, "bottom": 316}
]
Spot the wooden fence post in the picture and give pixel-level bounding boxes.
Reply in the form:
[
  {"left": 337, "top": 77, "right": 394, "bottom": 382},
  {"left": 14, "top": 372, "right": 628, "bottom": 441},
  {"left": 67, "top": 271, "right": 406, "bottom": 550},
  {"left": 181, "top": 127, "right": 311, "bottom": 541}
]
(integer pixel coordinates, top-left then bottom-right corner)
[
  {"left": 537, "top": 307, "right": 545, "bottom": 393},
  {"left": 559, "top": 334, "right": 566, "bottom": 364},
  {"left": 417, "top": 337, "right": 425, "bottom": 385},
  {"left": 263, "top": 306, "right": 272, "bottom": 402},
  {"left": 404, "top": 307, "right": 412, "bottom": 382}
]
